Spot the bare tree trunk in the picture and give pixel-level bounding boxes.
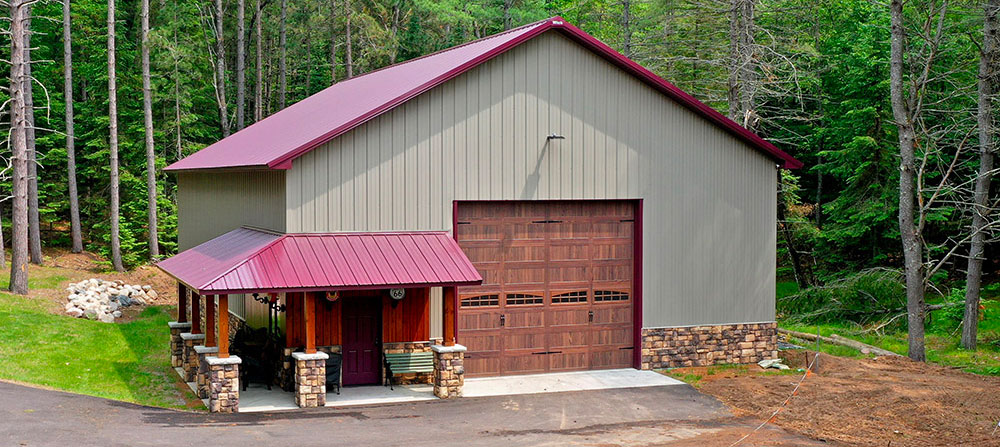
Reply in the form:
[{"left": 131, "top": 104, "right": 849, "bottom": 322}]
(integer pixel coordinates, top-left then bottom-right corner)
[
  {"left": 213, "top": 0, "right": 230, "bottom": 137},
  {"left": 23, "top": 13, "right": 41, "bottom": 265},
  {"left": 503, "top": 0, "right": 513, "bottom": 30},
  {"left": 64, "top": 0, "right": 83, "bottom": 253},
  {"left": 254, "top": 0, "right": 263, "bottom": 122},
  {"left": 389, "top": 1, "right": 400, "bottom": 64},
  {"left": 174, "top": 7, "right": 182, "bottom": 159},
  {"left": 279, "top": 0, "right": 286, "bottom": 109},
  {"left": 344, "top": 0, "right": 353, "bottom": 79},
  {"left": 141, "top": 0, "right": 159, "bottom": 259},
  {"left": 0, "top": 202, "right": 6, "bottom": 268},
  {"left": 621, "top": 0, "right": 633, "bottom": 58},
  {"left": 8, "top": 0, "right": 30, "bottom": 293},
  {"left": 108, "top": 0, "right": 124, "bottom": 272},
  {"left": 329, "top": 0, "right": 337, "bottom": 83},
  {"left": 237, "top": 0, "right": 246, "bottom": 130},
  {"left": 962, "top": 0, "right": 999, "bottom": 350},
  {"left": 889, "top": 0, "right": 925, "bottom": 361}
]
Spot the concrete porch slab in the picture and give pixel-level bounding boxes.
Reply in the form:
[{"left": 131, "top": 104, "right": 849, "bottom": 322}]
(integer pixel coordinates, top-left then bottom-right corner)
[
  {"left": 462, "top": 368, "right": 685, "bottom": 398},
  {"left": 238, "top": 383, "right": 437, "bottom": 413}
]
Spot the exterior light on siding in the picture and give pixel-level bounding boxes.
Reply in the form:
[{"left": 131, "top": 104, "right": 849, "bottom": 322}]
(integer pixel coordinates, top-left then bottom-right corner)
[{"left": 546, "top": 134, "right": 565, "bottom": 140}]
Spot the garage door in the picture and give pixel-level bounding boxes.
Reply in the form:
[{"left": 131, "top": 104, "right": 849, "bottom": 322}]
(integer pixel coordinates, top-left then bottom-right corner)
[{"left": 455, "top": 201, "right": 636, "bottom": 377}]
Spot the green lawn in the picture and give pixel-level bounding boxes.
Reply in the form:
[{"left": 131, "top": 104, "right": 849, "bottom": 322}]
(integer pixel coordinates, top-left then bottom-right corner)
[{"left": 0, "top": 290, "right": 199, "bottom": 408}]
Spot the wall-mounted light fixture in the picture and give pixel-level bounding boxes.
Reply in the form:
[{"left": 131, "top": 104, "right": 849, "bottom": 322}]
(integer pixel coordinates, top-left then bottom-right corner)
[{"left": 547, "top": 133, "right": 566, "bottom": 140}]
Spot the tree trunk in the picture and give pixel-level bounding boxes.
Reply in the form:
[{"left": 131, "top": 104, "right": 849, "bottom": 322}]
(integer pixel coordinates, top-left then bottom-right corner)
[
  {"left": 962, "top": 0, "right": 999, "bottom": 350},
  {"left": 174, "top": 7, "right": 182, "bottom": 159},
  {"left": 279, "top": 0, "right": 287, "bottom": 109},
  {"left": 389, "top": 2, "right": 400, "bottom": 64},
  {"left": 777, "top": 171, "right": 810, "bottom": 288},
  {"left": 8, "top": 0, "right": 30, "bottom": 294},
  {"left": 344, "top": 0, "right": 353, "bottom": 79},
  {"left": 237, "top": 0, "right": 246, "bottom": 130},
  {"left": 213, "top": 0, "right": 230, "bottom": 137},
  {"left": 254, "top": 0, "right": 263, "bottom": 122},
  {"left": 0, "top": 202, "right": 6, "bottom": 268},
  {"left": 64, "top": 0, "right": 83, "bottom": 253},
  {"left": 622, "top": 0, "right": 633, "bottom": 58},
  {"left": 108, "top": 0, "right": 124, "bottom": 272},
  {"left": 727, "top": 0, "right": 757, "bottom": 128},
  {"left": 23, "top": 12, "right": 41, "bottom": 266},
  {"left": 503, "top": 0, "right": 513, "bottom": 30},
  {"left": 141, "top": 0, "right": 159, "bottom": 259},
  {"left": 889, "top": 0, "right": 925, "bottom": 361},
  {"left": 329, "top": 0, "right": 337, "bottom": 83}
]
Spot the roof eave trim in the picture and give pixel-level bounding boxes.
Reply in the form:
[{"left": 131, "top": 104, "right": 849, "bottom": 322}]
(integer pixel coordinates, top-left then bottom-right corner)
[{"left": 199, "top": 280, "right": 485, "bottom": 296}]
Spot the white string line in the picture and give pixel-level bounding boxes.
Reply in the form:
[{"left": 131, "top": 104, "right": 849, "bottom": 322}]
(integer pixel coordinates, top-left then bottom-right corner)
[{"left": 729, "top": 352, "right": 820, "bottom": 447}]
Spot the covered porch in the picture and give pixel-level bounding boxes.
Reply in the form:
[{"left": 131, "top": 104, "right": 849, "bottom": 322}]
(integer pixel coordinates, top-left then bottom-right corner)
[{"left": 158, "top": 227, "right": 482, "bottom": 413}]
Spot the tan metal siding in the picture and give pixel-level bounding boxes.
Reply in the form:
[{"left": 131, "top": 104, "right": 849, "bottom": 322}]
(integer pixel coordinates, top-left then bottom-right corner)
[
  {"left": 177, "top": 170, "right": 286, "bottom": 251},
  {"left": 286, "top": 31, "right": 776, "bottom": 328}
]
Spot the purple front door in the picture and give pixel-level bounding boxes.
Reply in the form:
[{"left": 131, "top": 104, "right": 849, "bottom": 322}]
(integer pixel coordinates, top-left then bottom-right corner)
[{"left": 341, "top": 297, "right": 381, "bottom": 385}]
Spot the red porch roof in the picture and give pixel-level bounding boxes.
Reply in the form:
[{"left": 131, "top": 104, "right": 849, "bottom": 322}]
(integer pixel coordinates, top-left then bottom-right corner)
[
  {"left": 165, "top": 17, "right": 801, "bottom": 172},
  {"left": 157, "top": 227, "right": 483, "bottom": 294}
]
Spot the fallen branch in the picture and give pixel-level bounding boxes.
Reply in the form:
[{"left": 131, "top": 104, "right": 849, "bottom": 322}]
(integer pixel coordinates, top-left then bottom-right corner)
[{"left": 779, "top": 328, "right": 902, "bottom": 357}]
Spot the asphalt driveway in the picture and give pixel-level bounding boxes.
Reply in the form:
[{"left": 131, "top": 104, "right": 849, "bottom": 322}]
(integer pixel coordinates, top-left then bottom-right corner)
[{"left": 0, "top": 380, "right": 831, "bottom": 446}]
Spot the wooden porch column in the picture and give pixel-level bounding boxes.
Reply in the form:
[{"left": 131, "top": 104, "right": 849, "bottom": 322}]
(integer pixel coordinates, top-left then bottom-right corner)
[
  {"left": 443, "top": 286, "right": 457, "bottom": 346},
  {"left": 191, "top": 292, "right": 202, "bottom": 335},
  {"left": 205, "top": 295, "right": 216, "bottom": 347},
  {"left": 177, "top": 283, "right": 188, "bottom": 323},
  {"left": 218, "top": 294, "right": 230, "bottom": 358},
  {"left": 303, "top": 293, "right": 316, "bottom": 354}
]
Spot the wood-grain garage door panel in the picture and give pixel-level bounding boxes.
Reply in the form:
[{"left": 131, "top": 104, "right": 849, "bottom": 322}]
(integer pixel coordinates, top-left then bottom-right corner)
[{"left": 457, "top": 201, "right": 636, "bottom": 377}]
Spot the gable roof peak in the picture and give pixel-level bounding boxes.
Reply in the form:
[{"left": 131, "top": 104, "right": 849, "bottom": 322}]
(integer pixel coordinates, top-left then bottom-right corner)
[{"left": 166, "top": 17, "right": 800, "bottom": 172}]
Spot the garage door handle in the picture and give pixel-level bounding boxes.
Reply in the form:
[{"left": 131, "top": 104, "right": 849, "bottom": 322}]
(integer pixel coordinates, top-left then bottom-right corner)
[
  {"left": 500, "top": 314, "right": 505, "bottom": 327},
  {"left": 619, "top": 346, "right": 634, "bottom": 350},
  {"left": 532, "top": 351, "right": 547, "bottom": 355}
]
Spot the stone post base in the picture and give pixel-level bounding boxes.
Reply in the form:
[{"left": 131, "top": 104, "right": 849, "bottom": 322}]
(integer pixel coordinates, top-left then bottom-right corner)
[
  {"left": 180, "top": 333, "right": 205, "bottom": 382},
  {"left": 292, "top": 352, "right": 328, "bottom": 408},
  {"left": 206, "top": 356, "right": 241, "bottom": 413},
  {"left": 194, "top": 346, "right": 219, "bottom": 399},
  {"left": 431, "top": 344, "right": 466, "bottom": 399},
  {"left": 168, "top": 322, "right": 191, "bottom": 368}
]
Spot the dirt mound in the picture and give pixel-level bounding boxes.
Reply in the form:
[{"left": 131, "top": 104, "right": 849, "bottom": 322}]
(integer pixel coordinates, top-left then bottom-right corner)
[{"left": 683, "top": 353, "right": 1000, "bottom": 446}]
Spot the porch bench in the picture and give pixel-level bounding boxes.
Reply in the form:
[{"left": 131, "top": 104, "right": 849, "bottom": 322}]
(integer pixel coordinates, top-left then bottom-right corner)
[{"left": 383, "top": 351, "right": 434, "bottom": 390}]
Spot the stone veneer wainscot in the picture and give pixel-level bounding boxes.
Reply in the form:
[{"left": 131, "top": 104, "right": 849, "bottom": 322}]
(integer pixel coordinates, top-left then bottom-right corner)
[{"left": 640, "top": 322, "right": 777, "bottom": 369}]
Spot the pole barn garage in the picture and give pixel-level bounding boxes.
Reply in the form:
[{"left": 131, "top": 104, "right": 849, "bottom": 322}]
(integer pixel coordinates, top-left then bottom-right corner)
[{"left": 160, "top": 17, "right": 801, "bottom": 412}]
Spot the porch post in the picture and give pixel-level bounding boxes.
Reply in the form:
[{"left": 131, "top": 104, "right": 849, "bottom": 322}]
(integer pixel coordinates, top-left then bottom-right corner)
[
  {"left": 205, "top": 295, "right": 216, "bottom": 348},
  {"left": 218, "top": 294, "right": 230, "bottom": 358},
  {"left": 191, "top": 292, "right": 202, "bottom": 335},
  {"left": 195, "top": 294, "right": 220, "bottom": 399},
  {"left": 177, "top": 283, "right": 188, "bottom": 323},
  {"left": 303, "top": 292, "right": 316, "bottom": 354},
  {"left": 169, "top": 282, "right": 192, "bottom": 368},
  {"left": 443, "top": 286, "right": 457, "bottom": 346}
]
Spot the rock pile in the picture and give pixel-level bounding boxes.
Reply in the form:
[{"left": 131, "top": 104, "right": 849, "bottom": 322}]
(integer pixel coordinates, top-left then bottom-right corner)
[{"left": 64, "top": 279, "right": 157, "bottom": 323}]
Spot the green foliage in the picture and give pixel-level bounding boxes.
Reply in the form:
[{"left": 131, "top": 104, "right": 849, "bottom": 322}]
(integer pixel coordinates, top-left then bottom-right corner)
[{"left": 778, "top": 269, "right": 907, "bottom": 325}]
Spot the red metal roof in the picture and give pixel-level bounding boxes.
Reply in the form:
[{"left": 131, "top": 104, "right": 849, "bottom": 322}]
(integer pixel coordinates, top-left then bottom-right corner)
[
  {"left": 165, "top": 17, "right": 801, "bottom": 172},
  {"left": 157, "top": 227, "right": 483, "bottom": 294}
]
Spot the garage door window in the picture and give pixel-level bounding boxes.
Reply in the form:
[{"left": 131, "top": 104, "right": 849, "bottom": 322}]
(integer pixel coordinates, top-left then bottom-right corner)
[
  {"left": 594, "top": 290, "right": 629, "bottom": 302},
  {"left": 461, "top": 294, "right": 499, "bottom": 307},
  {"left": 552, "top": 291, "right": 588, "bottom": 304},
  {"left": 505, "top": 293, "right": 543, "bottom": 305}
]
